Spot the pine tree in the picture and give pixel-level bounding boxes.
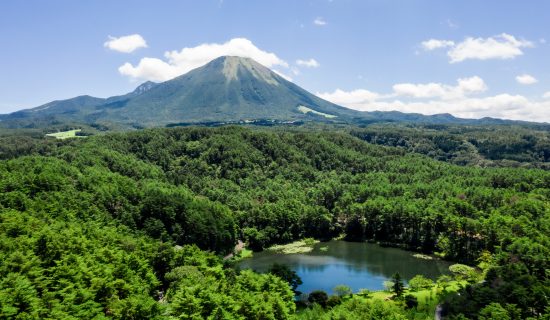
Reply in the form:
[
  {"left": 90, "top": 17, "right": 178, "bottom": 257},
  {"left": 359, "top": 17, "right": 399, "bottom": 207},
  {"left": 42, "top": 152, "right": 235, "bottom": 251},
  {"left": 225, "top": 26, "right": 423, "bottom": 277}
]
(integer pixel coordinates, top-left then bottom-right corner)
[{"left": 391, "top": 272, "right": 405, "bottom": 297}]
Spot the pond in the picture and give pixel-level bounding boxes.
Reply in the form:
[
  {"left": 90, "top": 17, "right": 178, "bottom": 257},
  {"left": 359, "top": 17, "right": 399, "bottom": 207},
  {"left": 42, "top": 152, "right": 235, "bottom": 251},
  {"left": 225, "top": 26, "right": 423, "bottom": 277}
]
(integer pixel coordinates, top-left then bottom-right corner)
[{"left": 238, "top": 240, "right": 452, "bottom": 294}]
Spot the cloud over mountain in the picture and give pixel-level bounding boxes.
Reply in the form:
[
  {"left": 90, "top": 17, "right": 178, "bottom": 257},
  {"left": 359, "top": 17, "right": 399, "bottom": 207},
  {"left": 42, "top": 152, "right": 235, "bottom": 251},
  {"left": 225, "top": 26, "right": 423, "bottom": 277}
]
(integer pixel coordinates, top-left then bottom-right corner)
[{"left": 118, "top": 38, "right": 288, "bottom": 82}]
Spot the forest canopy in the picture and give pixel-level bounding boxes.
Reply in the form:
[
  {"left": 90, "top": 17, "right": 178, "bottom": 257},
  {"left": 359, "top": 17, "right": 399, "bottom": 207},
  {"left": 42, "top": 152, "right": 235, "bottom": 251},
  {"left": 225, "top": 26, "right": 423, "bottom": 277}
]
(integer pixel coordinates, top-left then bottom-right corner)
[{"left": 0, "top": 125, "right": 548, "bottom": 319}]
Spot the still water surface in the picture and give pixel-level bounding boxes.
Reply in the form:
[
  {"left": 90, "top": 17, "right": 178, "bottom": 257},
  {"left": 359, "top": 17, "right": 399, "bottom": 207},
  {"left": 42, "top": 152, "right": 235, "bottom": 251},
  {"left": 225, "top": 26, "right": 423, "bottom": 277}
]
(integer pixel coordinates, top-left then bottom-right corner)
[{"left": 238, "top": 240, "right": 452, "bottom": 294}]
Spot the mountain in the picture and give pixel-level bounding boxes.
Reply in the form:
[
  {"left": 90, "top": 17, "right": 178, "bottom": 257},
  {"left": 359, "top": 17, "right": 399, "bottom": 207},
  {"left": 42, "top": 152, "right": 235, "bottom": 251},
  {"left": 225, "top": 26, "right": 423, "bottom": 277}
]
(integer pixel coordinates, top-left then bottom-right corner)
[
  {"left": 1, "top": 56, "right": 361, "bottom": 128},
  {"left": 0, "top": 56, "right": 542, "bottom": 128},
  {"left": 95, "top": 56, "right": 365, "bottom": 126}
]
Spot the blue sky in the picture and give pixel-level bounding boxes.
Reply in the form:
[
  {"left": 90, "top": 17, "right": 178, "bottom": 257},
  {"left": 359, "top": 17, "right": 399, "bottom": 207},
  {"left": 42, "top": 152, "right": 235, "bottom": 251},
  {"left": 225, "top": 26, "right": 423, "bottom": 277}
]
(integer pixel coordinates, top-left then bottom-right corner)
[{"left": 1, "top": 0, "right": 549, "bottom": 121}]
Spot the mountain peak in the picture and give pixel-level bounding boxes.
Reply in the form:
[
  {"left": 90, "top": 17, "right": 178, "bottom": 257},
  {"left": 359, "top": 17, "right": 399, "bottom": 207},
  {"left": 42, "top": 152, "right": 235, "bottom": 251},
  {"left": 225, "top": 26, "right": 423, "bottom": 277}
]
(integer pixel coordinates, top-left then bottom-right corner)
[
  {"left": 206, "top": 55, "right": 280, "bottom": 85},
  {"left": 212, "top": 55, "right": 255, "bottom": 63},
  {"left": 132, "top": 81, "right": 158, "bottom": 95}
]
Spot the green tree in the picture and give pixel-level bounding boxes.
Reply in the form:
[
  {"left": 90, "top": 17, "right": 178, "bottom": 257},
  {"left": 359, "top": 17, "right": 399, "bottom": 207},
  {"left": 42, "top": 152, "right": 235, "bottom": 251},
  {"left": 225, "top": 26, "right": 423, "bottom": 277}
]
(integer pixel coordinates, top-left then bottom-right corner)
[
  {"left": 408, "top": 275, "right": 433, "bottom": 291},
  {"left": 448, "top": 263, "right": 477, "bottom": 282},
  {"left": 268, "top": 263, "right": 303, "bottom": 294},
  {"left": 333, "top": 285, "right": 353, "bottom": 298},
  {"left": 404, "top": 294, "right": 418, "bottom": 309},
  {"left": 391, "top": 273, "right": 405, "bottom": 297},
  {"left": 308, "top": 290, "right": 329, "bottom": 308},
  {"left": 383, "top": 281, "right": 394, "bottom": 292},
  {"left": 357, "top": 289, "right": 371, "bottom": 298},
  {"left": 479, "top": 303, "right": 510, "bottom": 320},
  {"left": 436, "top": 275, "right": 452, "bottom": 291}
]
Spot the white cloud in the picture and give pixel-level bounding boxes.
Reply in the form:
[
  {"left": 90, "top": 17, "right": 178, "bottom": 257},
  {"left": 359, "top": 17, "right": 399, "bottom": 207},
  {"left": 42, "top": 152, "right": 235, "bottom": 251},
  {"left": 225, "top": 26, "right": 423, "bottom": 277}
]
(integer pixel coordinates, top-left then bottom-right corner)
[
  {"left": 392, "top": 83, "right": 447, "bottom": 98},
  {"left": 392, "top": 76, "right": 487, "bottom": 100},
  {"left": 319, "top": 89, "right": 550, "bottom": 122},
  {"left": 421, "top": 39, "right": 455, "bottom": 50},
  {"left": 118, "top": 38, "right": 288, "bottom": 82},
  {"left": 296, "top": 58, "right": 320, "bottom": 68},
  {"left": 317, "top": 77, "right": 550, "bottom": 122},
  {"left": 421, "top": 34, "right": 533, "bottom": 63},
  {"left": 448, "top": 33, "right": 533, "bottom": 63},
  {"left": 317, "top": 89, "right": 379, "bottom": 106},
  {"left": 104, "top": 34, "right": 147, "bottom": 53},
  {"left": 314, "top": 17, "right": 327, "bottom": 26},
  {"left": 457, "top": 76, "right": 487, "bottom": 92},
  {"left": 543, "top": 91, "right": 550, "bottom": 99},
  {"left": 516, "top": 74, "right": 538, "bottom": 85}
]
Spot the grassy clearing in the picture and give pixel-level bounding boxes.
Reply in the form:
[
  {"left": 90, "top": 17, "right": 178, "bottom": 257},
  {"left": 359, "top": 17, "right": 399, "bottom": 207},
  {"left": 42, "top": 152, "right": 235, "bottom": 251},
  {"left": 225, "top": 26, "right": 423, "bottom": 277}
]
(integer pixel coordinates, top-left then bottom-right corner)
[
  {"left": 267, "top": 238, "right": 319, "bottom": 254},
  {"left": 366, "top": 280, "right": 466, "bottom": 314},
  {"left": 45, "top": 129, "right": 83, "bottom": 139},
  {"left": 369, "top": 290, "right": 392, "bottom": 300},
  {"left": 227, "top": 245, "right": 253, "bottom": 262},
  {"left": 238, "top": 248, "right": 253, "bottom": 259},
  {"left": 297, "top": 105, "right": 337, "bottom": 119}
]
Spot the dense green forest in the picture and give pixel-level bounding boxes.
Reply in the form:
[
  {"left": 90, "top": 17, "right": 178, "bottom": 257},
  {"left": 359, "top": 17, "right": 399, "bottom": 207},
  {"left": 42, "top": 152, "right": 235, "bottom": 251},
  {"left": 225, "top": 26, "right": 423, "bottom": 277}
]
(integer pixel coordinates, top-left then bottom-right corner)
[
  {"left": 1, "top": 126, "right": 549, "bottom": 319},
  {"left": 352, "top": 124, "right": 550, "bottom": 169}
]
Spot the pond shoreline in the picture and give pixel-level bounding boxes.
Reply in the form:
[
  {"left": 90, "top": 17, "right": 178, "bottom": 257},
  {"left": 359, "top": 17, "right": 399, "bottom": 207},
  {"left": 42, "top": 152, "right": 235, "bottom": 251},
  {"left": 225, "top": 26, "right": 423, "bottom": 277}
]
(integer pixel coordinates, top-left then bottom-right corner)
[
  {"left": 232, "top": 237, "right": 447, "bottom": 264},
  {"left": 236, "top": 239, "right": 454, "bottom": 294}
]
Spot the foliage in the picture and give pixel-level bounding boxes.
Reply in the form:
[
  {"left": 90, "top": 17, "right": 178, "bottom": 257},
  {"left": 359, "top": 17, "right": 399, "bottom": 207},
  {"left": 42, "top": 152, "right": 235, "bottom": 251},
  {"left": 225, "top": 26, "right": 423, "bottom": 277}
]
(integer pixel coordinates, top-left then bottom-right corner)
[
  {"left": 0, "top": 125, "right": 549, "bottom": 318},
  {"left": 391, "top": 273, "right": 405, "bottom": 297},
  {"left": 326, "top": 295, "right": 342, "bottom": 308},
  {"left": 383, "top": 281, "right": 395, "bottom": 293},
  {"left": 307, "top": 290, "right": 329, "bottom": 308},
  {"left": 333, "top": 285, "right": 353, "bottom": 297},
  {"left": 404, "top": 294, "right": 418, "bottom": 309},
  {"left": 408, "top": 275, "right": 434, "bottom": 292},
  {"left": 448, "top": 263, "right": 478, "bottom": 282},
  {"left": 297, "top": 297, "right": 408, "bottom": 320},
  {"left": 356, "top": 288, "right": 371, "bottom": 298},
  {"left": 351, "top": 123, "right": 550, "bottom": 169},
  {"left": 268, "top": 263, "right": 303, "bottom": 294},
  {"left": 442, "top": 260, "right": 550, "bottom": 319},
  {"left": 478, "top": 303, "right": 511, "bottom": 320},
  {"left": 436, "top": 275, "right": 452, "bottom": 292}
]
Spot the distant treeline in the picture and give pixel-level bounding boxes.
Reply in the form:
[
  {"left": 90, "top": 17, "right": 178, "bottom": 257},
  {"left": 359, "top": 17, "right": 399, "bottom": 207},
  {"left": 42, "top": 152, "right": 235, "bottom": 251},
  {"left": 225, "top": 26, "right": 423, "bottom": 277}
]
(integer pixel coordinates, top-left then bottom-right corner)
[{"left": 351, "top": 123, "right": 550, "bottom": 169}]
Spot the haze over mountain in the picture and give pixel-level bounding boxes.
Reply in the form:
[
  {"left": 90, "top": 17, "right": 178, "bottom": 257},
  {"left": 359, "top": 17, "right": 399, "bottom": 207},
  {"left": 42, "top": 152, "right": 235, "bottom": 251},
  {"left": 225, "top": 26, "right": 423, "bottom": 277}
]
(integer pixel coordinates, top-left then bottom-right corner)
[{"left": 0, "top": 56, "right": 537, "bottom": 129}]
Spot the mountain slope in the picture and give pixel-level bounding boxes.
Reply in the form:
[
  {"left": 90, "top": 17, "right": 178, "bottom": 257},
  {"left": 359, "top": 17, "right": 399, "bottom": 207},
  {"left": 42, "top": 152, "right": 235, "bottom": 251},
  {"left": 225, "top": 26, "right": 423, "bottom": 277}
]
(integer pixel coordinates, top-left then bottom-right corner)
[
  {"left": 0, "top": 81, "right": 159, "bottom": 128},
  {"left": 2, "top": 56, "right": 360, "bottom": 127},
  {"left": 96, "top": 56, "right": 360, "bottom": 126},
  {"left": 1, "top": 56, "right": 544, "bottom": 128}
]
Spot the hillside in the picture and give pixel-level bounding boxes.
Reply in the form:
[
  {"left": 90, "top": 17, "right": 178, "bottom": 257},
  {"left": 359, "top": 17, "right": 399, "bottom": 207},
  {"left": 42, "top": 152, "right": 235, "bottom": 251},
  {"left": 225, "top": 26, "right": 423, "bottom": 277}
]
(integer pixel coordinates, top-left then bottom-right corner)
[
  {"left": 0, "top": 126, "right": 548, "bottom": 318},
  {"left": 351, "top": 123, "right": 550, "bottom": 169}
]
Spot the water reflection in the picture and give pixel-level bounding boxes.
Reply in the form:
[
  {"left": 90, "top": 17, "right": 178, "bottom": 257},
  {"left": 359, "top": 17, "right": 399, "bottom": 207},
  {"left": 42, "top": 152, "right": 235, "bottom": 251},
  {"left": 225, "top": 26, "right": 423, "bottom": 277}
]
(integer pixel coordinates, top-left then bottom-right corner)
[{"left": 238, "top": 240, "right": 452, "bottom": 294}]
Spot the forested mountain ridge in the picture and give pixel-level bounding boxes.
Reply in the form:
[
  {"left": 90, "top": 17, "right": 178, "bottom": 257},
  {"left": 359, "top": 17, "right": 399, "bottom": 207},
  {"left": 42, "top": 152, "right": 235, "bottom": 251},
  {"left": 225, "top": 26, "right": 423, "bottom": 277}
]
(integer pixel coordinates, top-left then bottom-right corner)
[
  {"left": 0, "top": 126, "right": 549, "bottom": 318},
  {"left": 352, "top": 123, "right": 550, "bottom": 169}
]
